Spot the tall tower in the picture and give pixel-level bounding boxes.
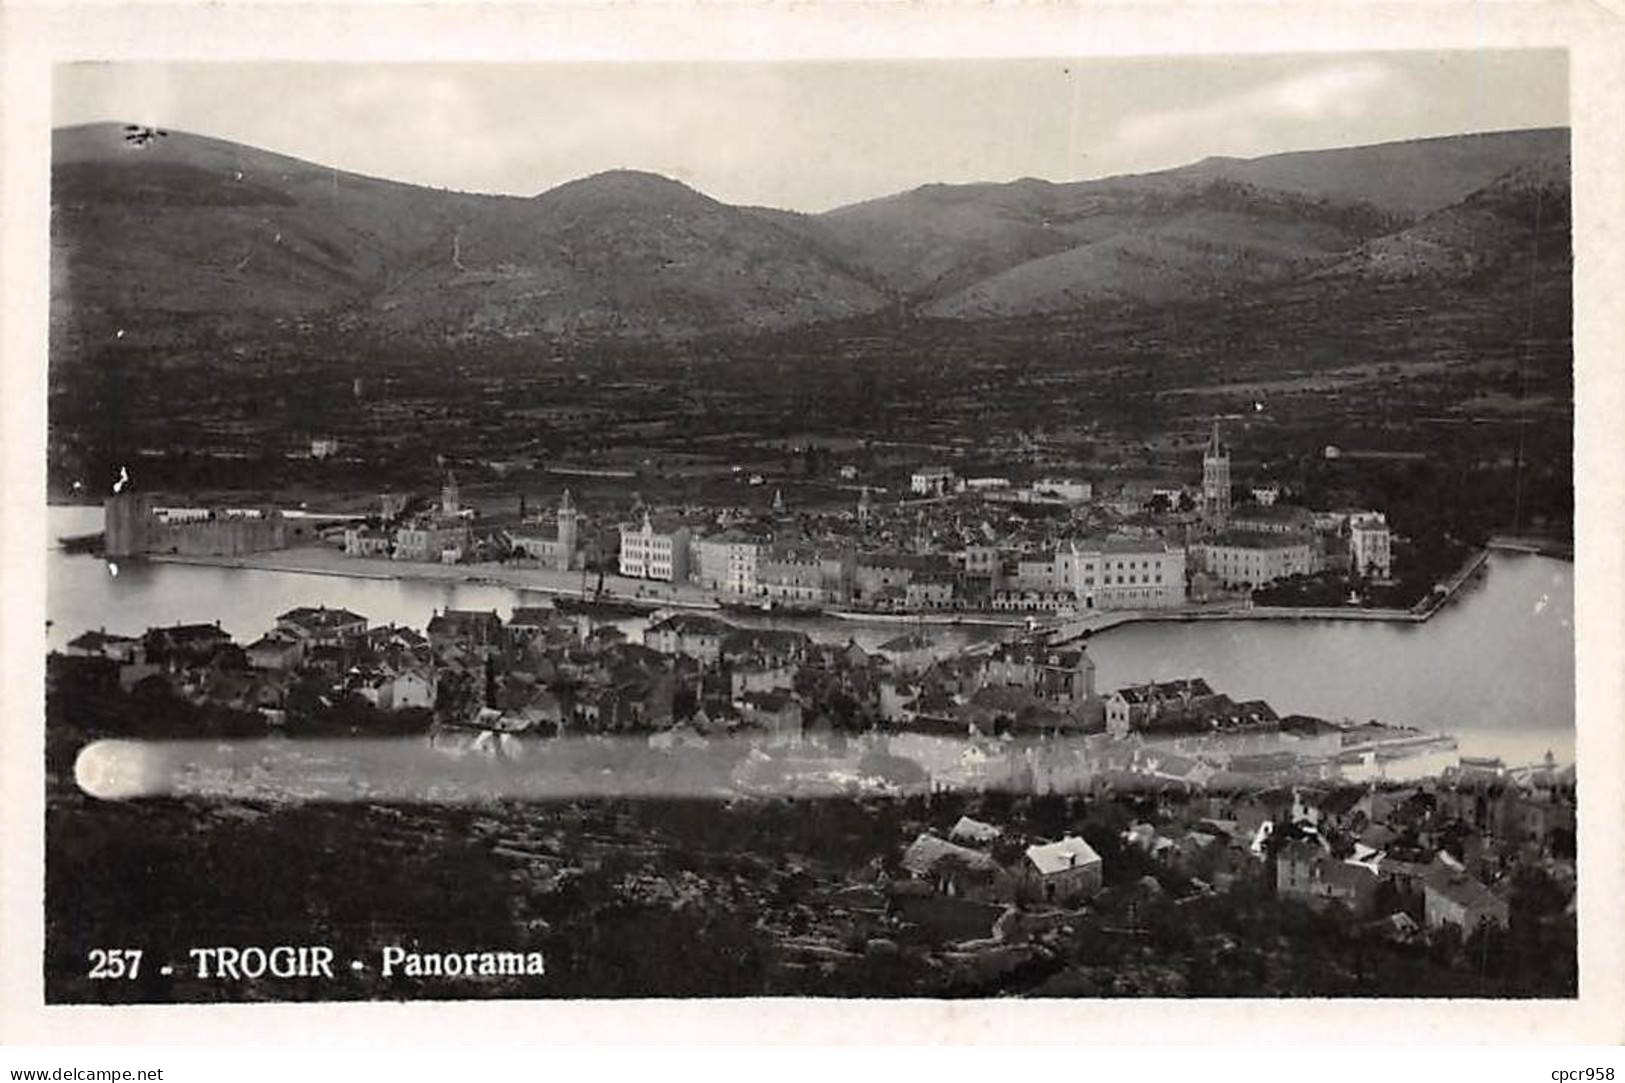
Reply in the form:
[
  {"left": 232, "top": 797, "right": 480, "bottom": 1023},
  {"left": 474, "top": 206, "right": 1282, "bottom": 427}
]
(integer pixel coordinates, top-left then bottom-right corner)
[
  {"left": 556, "top": 488, "right": 578, "bottom": 571},
  {"left": 1202, "top": 420, "right": 1231, "bottom": 529},
  {"left": 440, "top": 471, "right": 460, "bottom": 518},
  {"left": 857, "top": 485, "right": 871, "bottom": 526},
  {"left": 104, "top": 490, "right": 154, "bottom": 557}
]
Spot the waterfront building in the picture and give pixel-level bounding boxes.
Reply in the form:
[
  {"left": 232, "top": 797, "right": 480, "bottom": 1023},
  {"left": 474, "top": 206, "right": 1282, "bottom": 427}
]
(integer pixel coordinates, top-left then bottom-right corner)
[
  {"left": 990, "top": 588, "right": 1077, "bottom": 612},
  {"left": 1061, "top": 538, "right": 1188, "bottom": 610},
  {"left": 343, "top": 526, "right": 393, "bottom": 558},
  {"left": 757, "top": 545, "right": 844, "bottom": 605},
  {"left": 905, "top": 574, "right": 957, "bottom": 610},
  {"left": 105, "top": 491, "right": 299, "bottom": 558},
  {"left": 64, "top": 629, "right": 144, "bottom": 664},
  {"left": 275, "top": 605, "right": 368, "bottom": 646},
  {"left": 1014, "top": 551, "right": 1064, "bottom": 592},
  {"left": 956, "top": 545, "right": 1001, "bottom": 583},
  {"left": 392, "top": 521, "right": 471, "bottom": 563},
  {"left": 504, "top": 489, "right": 581, "bottom": 572},
  {"left": 1349, "top": 511, "right": 1393, "bottom": 579},
  {"left": 645, "top": 613, "right": 734, "bottom": 666},
  {"left": 618, "top": 511, "right": 691, "bottom": 582},
  {"left": 244, "top": 632, "right": 304, "bottom": 671},
  {"left": 1202, "top": 420, "right": 1232, "bottom": 529},
  {"left": 1194, "top": 531, "right": 1314, "bottom": 588},
  {"left": 692, "top": 530, "right": 768, "bottom": 594},
  {"left": 852, "top": 553, "right": 934, "bottom": 606},
  {"left": 1105, "top": 678, "right": 1219, "bottom": 737},
  {"left": 979, "top": 639, "right": 1096, "bottom": 707}
]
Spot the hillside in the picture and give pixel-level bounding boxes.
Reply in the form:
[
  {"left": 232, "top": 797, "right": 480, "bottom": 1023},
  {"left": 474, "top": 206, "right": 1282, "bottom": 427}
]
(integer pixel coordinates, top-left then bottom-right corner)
[
  {"left": 50, "top": 123, "right": 1569, "bottom": 350},
  {"left": 50, "top": 124, "right": 888, "bottom": 344},
  {"left": 818, "top": 128, "right": 1567, "bottom": 314}
]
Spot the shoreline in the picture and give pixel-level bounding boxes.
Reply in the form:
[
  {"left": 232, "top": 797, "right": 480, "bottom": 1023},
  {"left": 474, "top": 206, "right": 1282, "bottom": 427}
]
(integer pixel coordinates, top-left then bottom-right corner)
[{"left": 141, "top": 543, "right": 1499, "bottom": 634}]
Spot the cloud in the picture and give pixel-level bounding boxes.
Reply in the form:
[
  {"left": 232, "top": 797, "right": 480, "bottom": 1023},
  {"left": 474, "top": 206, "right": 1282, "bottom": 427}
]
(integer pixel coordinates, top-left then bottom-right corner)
[{"left": 1100, "top": 59, "right": 1415, "bottom": 170}]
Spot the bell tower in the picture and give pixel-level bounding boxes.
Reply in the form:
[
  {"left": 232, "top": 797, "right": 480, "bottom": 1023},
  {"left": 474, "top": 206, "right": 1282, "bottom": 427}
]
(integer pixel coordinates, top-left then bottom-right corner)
[
  {"left": 440, "top": 471, "right": 460, "bottom": 518},
  {"left": 556, "top": 488, "right": 578, "bottom": 571},
  {"left": 1202, "top": 421, "right": 1231, "bottom": 529}
]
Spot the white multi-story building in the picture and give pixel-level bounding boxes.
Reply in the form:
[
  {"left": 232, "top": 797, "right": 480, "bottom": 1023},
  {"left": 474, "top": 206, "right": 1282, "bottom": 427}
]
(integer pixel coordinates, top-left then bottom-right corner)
[
  {"left": 619, "top": 512, "right": 691, "bottom": 582},
  {"left": 1348, "top": 512, "right": 1393, "bottom": 579},
  {"left": 692, "top": 531, "right": 768, "bottom": 594},
  {"left": 1196, "top": 531, "right": 1314, "bottom": 588},
  {"left": 1061, "top": 538, "right": 1188, "bottom": 610}
]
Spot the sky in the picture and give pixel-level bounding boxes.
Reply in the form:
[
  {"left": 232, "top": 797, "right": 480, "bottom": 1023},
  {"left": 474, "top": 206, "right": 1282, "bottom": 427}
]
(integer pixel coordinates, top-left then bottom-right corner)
[{"left": 53, "top": 51, "right": 1567, "bottom": 212}]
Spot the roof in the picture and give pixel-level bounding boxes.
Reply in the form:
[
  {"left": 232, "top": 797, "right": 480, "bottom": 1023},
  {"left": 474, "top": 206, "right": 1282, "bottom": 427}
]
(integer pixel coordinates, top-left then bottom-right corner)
[
  {"left": 1230, "top": 502, "right": 1314, "bottom": 524},
  {"left": 428, "top": 609, "right": 502, "bottom": 635},
  {"left": 507, "top": 607, "right": 555, "bottom": 628},
  {"left": 720, "top": 627, "right": 812, "bottom": 656},
  {"left": 1427, "top": 873, "right": 1509, "bottom": 914},
  {"left": 990, "top": 641, "right": 1087, "bottom": 669},
  {"left": 246, "top": 634, "right": 300, "bottom": 653},
  {"left": 900, "top": 833, "right": 998, "bottom": 877},
  {"left": 1076, "top": 535, "right": 1179, "bottom": 556},
  {"left": 1025, "top": 837, "right": 1102, "bottom": 876},
  {"left": 950, "top": 816, "right": 1002, "bottom": 843},
  {"left": 647, "top": 613, "right": 736, "bottom": 638},
  {"left": 1113, "top": 678, "right": 1215, "bottom": 704},
  {"left": 150, "top": 622, "right": 231, "bottom": 643},
  {"left": 877, "top": 631, "right": 938, "bottom": 653},
  {"left": 1201, "top": 530, "right": 1312, "bottom": 550},
  {"left": 277, "top": 605, "right": 367, "bottom": 629},
  {"left": 67, "top": 629, "right": 139, "bottom": 649}
]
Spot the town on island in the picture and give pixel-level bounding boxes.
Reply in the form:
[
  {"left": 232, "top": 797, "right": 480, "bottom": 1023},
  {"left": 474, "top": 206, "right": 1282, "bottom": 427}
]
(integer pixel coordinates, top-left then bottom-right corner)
[{"left": 48, "top": 422, "right": 1576, "bottom": 999}]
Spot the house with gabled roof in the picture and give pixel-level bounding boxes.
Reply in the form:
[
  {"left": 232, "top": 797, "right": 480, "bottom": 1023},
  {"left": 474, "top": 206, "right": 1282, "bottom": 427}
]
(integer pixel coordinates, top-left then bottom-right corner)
[
  {"left": 245, "top": 632, "right": 305, "bottom": 671},
  {"left": 65, "top": 629, "right": 144, "bottom": 664},
  {"left": 1275, "top": 839, "right": 1380, "bottom": 915},
  {"left": 276, "top": 605, "right": 368, "bottom": 646},
  {"left": 949, "top": 816, "right": 1002, "bottom": 846},
  {"left": 1424, "top": 872, "right": 1510, "bottom": 933},
  {"left": 645, "top": 612, "right": 735, "bottom": 665},
  {"left": 1020, "top": 837, "right": 1103, "bottom": 905},
  {"left": 900, "top": 832, "right": 1007, "bottom": 901},
  {"left": 427, "top": 609, "right": 504, "bottom": 656}
]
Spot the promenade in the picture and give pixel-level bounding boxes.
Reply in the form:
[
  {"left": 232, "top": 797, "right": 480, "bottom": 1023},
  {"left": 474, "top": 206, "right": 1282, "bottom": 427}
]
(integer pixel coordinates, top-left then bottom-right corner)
[
  {"left": 151, "top": 543, "right": 1496, "bottom": 632},
  {"left": 150, "top": 547, "right": 724, "bottom": 609}
]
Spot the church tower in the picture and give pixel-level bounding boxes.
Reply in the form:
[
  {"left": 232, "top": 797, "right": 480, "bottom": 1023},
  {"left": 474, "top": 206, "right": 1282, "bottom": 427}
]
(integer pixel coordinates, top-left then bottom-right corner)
[
  {"left": 440, "top": 471, "right": 460, "bottom": 518},
  {"left": 857, "top": 485, "right": 871, "bottom": 526},
  {"left": 1202, "top": 420, "right": 1231, "bottom": 529},
  {"left": 556, "top": 488, "right": 578, "bottom": 571}
]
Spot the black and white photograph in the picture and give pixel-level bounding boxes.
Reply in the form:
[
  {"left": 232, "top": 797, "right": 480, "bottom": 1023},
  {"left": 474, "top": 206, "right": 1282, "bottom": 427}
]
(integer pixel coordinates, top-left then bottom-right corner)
[{"left": 4, "top": 1, "right": 1624, "bottom": 1054}]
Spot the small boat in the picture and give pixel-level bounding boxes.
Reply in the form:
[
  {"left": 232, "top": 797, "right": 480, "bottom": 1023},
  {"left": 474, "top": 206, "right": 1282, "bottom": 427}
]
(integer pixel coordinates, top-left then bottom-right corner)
[
  {"left": 552, "top": 595, "right": 659, "bottom": 619},
  {"left": 551, "top": 569, "right": 661, "bottom": 619}
]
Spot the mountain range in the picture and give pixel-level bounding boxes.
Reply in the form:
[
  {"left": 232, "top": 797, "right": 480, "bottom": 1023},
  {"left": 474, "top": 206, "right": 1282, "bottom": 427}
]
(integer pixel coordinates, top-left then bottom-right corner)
[{"left": 50, "top": 123, "right": 1569, "bottom": 346}]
